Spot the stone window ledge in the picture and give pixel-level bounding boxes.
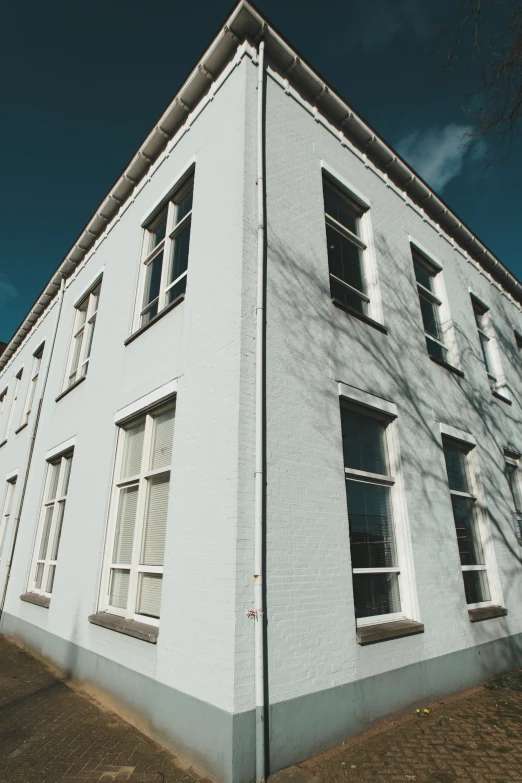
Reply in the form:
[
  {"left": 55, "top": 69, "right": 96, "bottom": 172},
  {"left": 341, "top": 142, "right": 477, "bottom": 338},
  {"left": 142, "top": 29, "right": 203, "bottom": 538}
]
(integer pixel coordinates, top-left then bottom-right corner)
[
  {"left": 469, "top": 605, "right": 507, "bottom": 623},
  {"left": 88, "top": 611, "right": 158, "bottom": 644},
  {"left": 20, "top": 592, "right": 50, "bottom": 609},
  {"left": 332, "top": 299, "right": 389, "bottom": 335},
  {"left": 55, "top": 374, "right": 86, "bottom": 402},
  {"left": 357, "top": 618, "right": 424, "bottom": 646}
]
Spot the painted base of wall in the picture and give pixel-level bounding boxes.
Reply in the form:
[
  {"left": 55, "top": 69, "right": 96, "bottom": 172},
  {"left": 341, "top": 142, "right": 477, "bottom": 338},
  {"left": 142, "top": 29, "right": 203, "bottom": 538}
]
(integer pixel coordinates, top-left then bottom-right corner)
[{"left": 2, "top": 614, "right": 521, "bottom": 783}]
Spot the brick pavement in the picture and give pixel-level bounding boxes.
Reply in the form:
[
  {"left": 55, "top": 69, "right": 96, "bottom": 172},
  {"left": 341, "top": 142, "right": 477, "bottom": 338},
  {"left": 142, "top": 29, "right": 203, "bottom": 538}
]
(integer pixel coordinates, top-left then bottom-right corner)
[
  {"left": 295, "top": 674, "right": 522, "bottom": 783},
  {"left": 0, "top": 636, "right": 214, "bottom": 783}
]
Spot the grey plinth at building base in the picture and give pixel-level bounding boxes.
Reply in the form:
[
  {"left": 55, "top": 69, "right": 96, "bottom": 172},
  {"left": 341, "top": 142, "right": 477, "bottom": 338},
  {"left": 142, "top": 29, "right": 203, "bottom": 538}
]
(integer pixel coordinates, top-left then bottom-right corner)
[{"left": 2, "top": 614, "right": 522, "bottom": 783}]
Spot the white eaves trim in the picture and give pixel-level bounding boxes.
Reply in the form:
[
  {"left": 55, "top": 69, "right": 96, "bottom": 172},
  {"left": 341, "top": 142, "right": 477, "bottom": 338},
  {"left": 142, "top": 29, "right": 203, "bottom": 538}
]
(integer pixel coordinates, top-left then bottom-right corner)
[
  {"left": 439, "top": 422, "right": 477, "bottom": 447},
  {"left": 114, "top": 378, "right": 178, "bottom": 424},
  {"left": 338, "top": 382, "right": 398, "bottom": 419},
  {"left": 45, "top": 436, "right": 76, "bottom": 462}
]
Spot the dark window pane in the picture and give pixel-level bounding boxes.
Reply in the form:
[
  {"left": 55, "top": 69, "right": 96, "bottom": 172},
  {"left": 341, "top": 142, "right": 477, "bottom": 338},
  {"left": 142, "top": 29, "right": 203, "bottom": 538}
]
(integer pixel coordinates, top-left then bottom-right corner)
[
  {"left": 326, "top": 224, "right": 364, "bottom": 294},
  {"left": 323, "top": 181, "right": 360, "bottom": 235},
  {"left": 341, "top": 408, "right": 387, "bottom": 474},
  {"left": 451, "top": 495, "right": 485, "bottom": 565},
  {"left": 166, "top": 275, "right": 187, "bottom": 305},
  {"left": 346, "top": 481, "right": 396, "bottom": 568},
  {"left": 149, "top": 209, "right": 167, "bottom": 249},
  {"left": 144, "top": 252, "right": 163, "bottom": 308},
  {"left": 507, "top": 464, "right": 522, "bottom": 513},
  {"left": 170, "top": 222, "right": 191, "bottom": 283},
  {"left": 462, "top": 570, "right": 490, "bottom": 604},
  {"left": 330, "top": 277, "right": 365, "bottom": 314},
  {"left": 426, "top": 336, "right": 447, "bottom": 363},
  {"left": 472, "top": 302, "right": 485, "bottom": 330},
  {"left": 479, "top": 334, "right": 493, "bottom": 375},
  {"left": 413, "top": 260, "right": 433, "bottom": 291},
  {"left": 141, "top": 300, "right": 158, "bottom": 325},
  {"left": 443, "top": 443, "right": 470, "bottom": 493},
  {"left": 352, "top": 572, "right": 400, "bottom": 619},
  {"left": 175, "top": 185, "right": 193, "bottom": 224},
  {"left": 418, "top": 293, "right": 441, "bottom": 341}
]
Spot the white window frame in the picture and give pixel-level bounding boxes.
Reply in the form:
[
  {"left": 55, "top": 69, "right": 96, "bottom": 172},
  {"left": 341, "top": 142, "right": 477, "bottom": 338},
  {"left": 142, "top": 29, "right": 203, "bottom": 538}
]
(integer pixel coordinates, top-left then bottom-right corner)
[
  {"left": 410, "top": 241, "right": 459, "bottom": 368},
  {"left": 21, "top": 343, "right": 44, "bottom": 427},
  {"left": 470, "top": 293, "right": 508, "bottom": 399},
  {"left": 505, "top": 449, "right": 522, "bottom": 546},
  {"left": 133, "top": 171, "right": 195, "bottom": 333},
  {"left": 321, "top": 166, "right": 383, "bottom": 325},
  {"left": 0, "top": 387, "right": 7, "bottom": 433},
  {"left": 99, "top": 394, "right": 176, "bottom": 627},
  {"left": 3, "top": 368, "right": 23, "bottom": 442},
  {"left": 29, "top": 449, "right": 74, "bottom": 598},
  {"left": 339, "top": 383, "right": 418, "bottom": 626},
  {"left": 440, "top": 423, "right": 498, "bottom": 610},
  {"left": 0, "top": 473, "right": 18, "bottom": 561},
  {"left": 63, "top": 280, "right": 102, "bottom": 390}
]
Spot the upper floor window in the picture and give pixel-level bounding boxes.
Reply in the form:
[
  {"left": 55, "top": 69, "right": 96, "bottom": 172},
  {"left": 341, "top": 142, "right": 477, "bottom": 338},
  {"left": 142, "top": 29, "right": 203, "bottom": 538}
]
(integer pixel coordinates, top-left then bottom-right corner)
[
  {"left": 412, "top": 248, "right": 449, "bottom": 364},
  {"left": 442, "top": 438, "right": 491, "bottom": 607},
  {"left": 3, "top": 369, "right": 22, "bottom": 442},
  {"left": 0, "top": 388, "right": 7, "bottom": 425},
  {"left": 341, "top": 404, "right": 403, "bottom": 624},
  {"left": 0, "top": 474, "right": 17, "bottom": 559},
  {"left": 136, "top": 173, "right": 194, "bottom": 330},
  {"left": 515, "top": 331, "right": 522, "bottom": 358},
  {"left": 470, "top": 295, "right": 508, "bottom": 399},
  {"left": 323, "top": 176, "right": 372, "bottom": 318},
  {"left": 505, "top": 450, "right": 522, "bottom": 545},
  {"left": 30, "top": 450, "right": 73, "bottom": 598},
  {"left": 21, "top": 344, "right": 44, "bottom": 427},
  {"left": 100, "top": 399, "right": 176, "bottom": 626},
  {"left": 64, "top": 282, "right": 101, "bottom": 389}
]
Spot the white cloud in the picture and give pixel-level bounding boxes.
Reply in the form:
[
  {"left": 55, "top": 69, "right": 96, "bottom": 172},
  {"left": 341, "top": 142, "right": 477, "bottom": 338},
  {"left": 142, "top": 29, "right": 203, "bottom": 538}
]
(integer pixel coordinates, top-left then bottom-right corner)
[
  {"left": 395, "top": 124, "right": 485, "bottom": 192},
  {"left": 0, "top": 274, "right": 19, "bottom": 305}
]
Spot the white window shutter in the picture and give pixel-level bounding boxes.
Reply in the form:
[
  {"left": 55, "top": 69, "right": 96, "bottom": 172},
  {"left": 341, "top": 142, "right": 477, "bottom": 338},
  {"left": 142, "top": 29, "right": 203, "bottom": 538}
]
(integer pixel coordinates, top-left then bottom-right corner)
[
  {"left": 137, "top": 573, "right": 163, "bottom": 618},
  {"left": 113, "top": 485, "right": 139, "bottom": 564},
  {"left": 151, "top": 408, "right": 175, "bottom": 470},
  {"left": 141, "top": 474, "right": 170, "bottom": 566}
]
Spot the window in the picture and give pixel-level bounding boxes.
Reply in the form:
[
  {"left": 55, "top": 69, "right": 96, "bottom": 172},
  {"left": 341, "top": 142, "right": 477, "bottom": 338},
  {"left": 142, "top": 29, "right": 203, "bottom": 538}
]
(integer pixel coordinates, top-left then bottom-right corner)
[
  {"left": 505, "top": 451, "right": 522, "bottom": 544},
  {"left": 442, "top": 439, "right": 491, "bottom": 606},
  {"left": 101, "top": 400, "right": 175, "bottom": 625},
  {"left": 323, "top": 176, "right": 370, "bottom": 316},
  {"left": 137, "top": 173, "right": 194, "bottom": 329},
  {"left": 412, "top": 248, "right": 448, "bottom": 363},
  {"left": 3, "top": 369, "right": 22, "bottom": 441},
  {"left": 471, "top": 296, "right": 506, "bottom": 395},
  {"left": 341, "top": 405, "right": 403, "bottom": 624},
  {"left": 30, "top": 451, "right": 73, "bottom": 597},
  {"left": 65, "top": 282, "right": 101, "bottom": 388},
  {"left": 21, "top": 344, "right": 44, "bottom": 426},
  {"left": 0, "top": 475, "right": 17, "bottom": 559},
  {"left": 0, "top": 388, "right": 7, "bottom": 426},
  {"left": 515, "top": 331, "right": 522, "bottom": 358}
]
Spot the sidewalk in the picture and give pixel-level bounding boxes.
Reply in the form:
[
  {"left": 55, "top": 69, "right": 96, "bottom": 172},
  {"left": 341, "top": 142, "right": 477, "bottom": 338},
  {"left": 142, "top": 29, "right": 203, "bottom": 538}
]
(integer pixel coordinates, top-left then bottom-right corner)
[
  {"left": 0, "top": 635, "right": 213, "bottom": 783},
  {"left": 278, "top": 671, "right": 522, "bottom": 783}
]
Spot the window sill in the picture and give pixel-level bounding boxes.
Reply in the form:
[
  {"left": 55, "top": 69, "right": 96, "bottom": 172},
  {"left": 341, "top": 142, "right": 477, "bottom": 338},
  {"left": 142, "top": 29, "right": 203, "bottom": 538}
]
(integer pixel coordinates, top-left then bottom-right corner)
[
  {"left": 14, "top": 422, "right": 29, "bottom": 435},
  {"left": 356, "top": 618, "right": 424, "bottom": 645},
  {"left": 332, "top": 299, "right": 388, "bottom": 335},
  {"left": 55, "top": 375, "right": 86, "bottom": 402},
  {"left": 429, "top": 354, "right": 465, "bottom": 378},
  {"left": 88, "top": 611, "right": 158, "bottom": 644},
  {"left": 492, "top": 390, "right": 512, "bottom": 406},
  {"left": 469, "top": 605, "right": 507, "bottom": 623},
  {"left": 0, "top": 439, "right": 6, "bottom": 450},
  {"left": 124, "top": 295, "right": 185, "bottom": 347},
  {"left": 20, "top": 592, "right": 50, "bottom": 609}
]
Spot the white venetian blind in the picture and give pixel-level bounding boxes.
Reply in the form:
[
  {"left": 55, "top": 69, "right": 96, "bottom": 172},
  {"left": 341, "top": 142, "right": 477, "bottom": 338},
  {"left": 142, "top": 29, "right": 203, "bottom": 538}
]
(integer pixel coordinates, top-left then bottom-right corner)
[
  {"left": 151, "top": 408, "right": 175, "bottom": 470},
  {"left": 141, "top": 474, "right": 170, "bottom": 566},
  {"left": 122, "top": 420, "right": 145, "bottom": 478},
  {"left": 110, "top": 569, "right": 130, "bottom": 609},
  {"left": 137, "top": 573, "right": 163, "bottom": 618},
  {"left": 113, "top": 485, "right": 138, "bottom": 563}
]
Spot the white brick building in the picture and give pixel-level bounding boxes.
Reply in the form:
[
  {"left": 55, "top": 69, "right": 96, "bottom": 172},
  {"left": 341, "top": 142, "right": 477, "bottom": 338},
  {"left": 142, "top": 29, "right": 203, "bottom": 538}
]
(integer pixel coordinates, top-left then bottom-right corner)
[{"left": 1, "top": 4, "right": 522, "bottom": 782}]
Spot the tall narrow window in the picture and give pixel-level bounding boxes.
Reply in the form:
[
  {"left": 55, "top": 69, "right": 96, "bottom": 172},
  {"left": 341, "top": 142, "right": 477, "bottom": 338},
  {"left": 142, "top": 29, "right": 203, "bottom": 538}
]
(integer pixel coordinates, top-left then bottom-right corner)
[
  {"left": 102, "top": 400, "right": 175, "bottom": 625},
  {"left": 515, "top": 331, "right": 522, "bottom": 359},
  {"left": 0, "top": 388, "right": 7, "bottom": 426},
  {"left": 505, "top": 451, "right": 522, "bottom": 544},
  {"left": 471, "top": 296, "right": 504, "bottom": 394},
  {"left": 412, "top": 248, "right": 448, "bottom": 363},
  {"left": 442, "top": 439, "right": 491, "bottom": 606},
  {"left": 21, "top": 344, "right": 44, "bottom": 426},
  {"left": 341, "top": 405, "right": 402, "bottom": 623},
  {"left": 4, "top": 369, "right": 22, "bottom": 441},
  {"left": 30, "top": 451, "right": 73, "bottom": 598},
  {"left": 0, "top": 475, "right": 17, "bottom": 559},
  {"left": 65, "top": 282, "right": 101, "bottom": 389},
  {"left": 323, "top": 177, "right": 369, "bottom": 316},
  {"left": 138, "top": 174, "right": 194, "bottom": 329}
]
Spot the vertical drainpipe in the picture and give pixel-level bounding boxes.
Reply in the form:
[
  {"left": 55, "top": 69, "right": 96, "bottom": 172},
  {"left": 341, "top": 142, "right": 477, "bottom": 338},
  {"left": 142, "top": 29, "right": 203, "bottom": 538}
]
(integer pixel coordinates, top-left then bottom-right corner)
[
  {"left": 0, "top": 275, "right": 66, "bottom": 620},
  {"left": 254, "top": 38, "right": 267, "bottom": 783}
]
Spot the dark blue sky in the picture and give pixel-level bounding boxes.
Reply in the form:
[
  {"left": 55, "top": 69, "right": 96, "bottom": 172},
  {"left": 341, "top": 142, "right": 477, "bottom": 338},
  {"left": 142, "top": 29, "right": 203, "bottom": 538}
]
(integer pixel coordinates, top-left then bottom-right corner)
[{"left": 1, "top": 0, "right": 520, "bottom": 341}]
